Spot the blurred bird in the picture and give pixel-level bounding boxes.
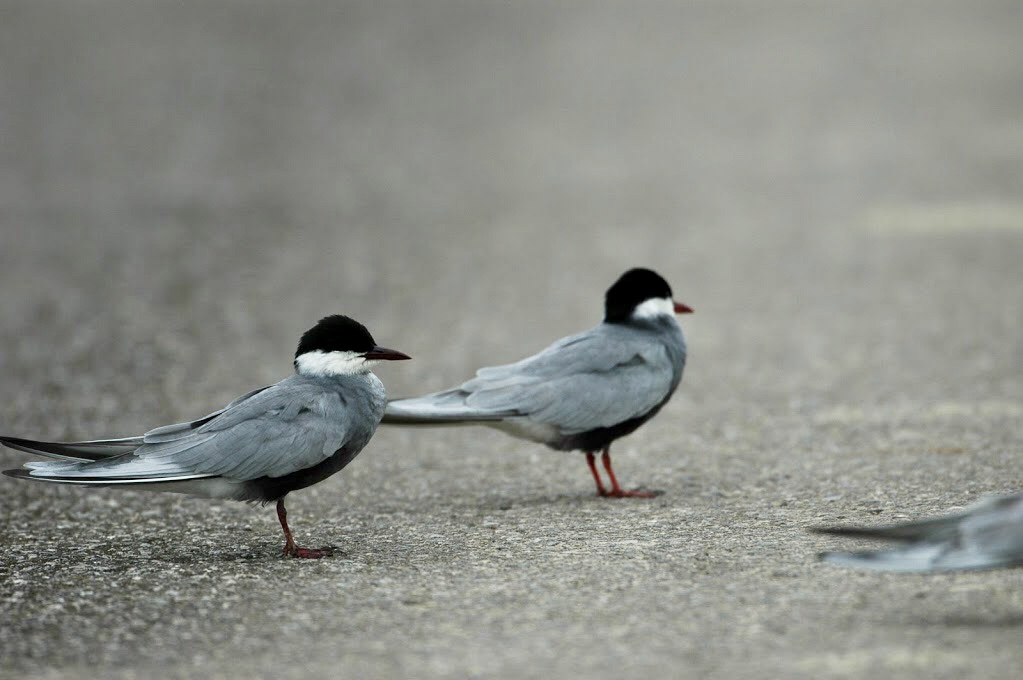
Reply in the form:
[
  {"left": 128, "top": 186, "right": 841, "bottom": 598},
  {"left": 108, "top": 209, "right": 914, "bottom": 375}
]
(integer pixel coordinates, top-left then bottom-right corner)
[
  {"left": 812, "top": 493, "right": 1023, "bottom": 572},
  {"left": 1, "top": 315, "right": 410, "bottom": 559},
  {"left": 383, "top": 268, "right": 691, "bottom": 498}
]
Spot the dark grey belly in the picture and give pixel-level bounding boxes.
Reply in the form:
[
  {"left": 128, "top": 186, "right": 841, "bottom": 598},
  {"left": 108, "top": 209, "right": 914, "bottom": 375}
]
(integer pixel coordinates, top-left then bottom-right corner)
[
  {"left": 549, "top": 401, "right": 667, "bottom": 453},
  {"left": 243, "top": 445, "right": 362, "bottom": 503}
]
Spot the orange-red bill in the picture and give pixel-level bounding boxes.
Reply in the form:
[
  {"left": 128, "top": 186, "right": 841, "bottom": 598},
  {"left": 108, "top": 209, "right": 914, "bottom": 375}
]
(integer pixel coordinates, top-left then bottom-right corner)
[{"left": 673, "top": 301, "right": 693, "bottom": 314}]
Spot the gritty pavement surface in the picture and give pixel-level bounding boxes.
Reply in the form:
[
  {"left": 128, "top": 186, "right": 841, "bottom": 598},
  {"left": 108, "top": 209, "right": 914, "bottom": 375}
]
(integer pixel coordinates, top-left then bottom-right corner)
[{"left": 1, "top": 2, "right": 1022, "bottom": 679}]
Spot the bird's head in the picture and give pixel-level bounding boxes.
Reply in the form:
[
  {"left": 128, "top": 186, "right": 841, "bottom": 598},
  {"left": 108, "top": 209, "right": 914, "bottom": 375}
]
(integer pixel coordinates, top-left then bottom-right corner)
[
  {"left": 604, "top": 268, "right": 693, "bottom": 324},
  {"left": 294, "top": 315, "right": 410, "bottom": 377}
]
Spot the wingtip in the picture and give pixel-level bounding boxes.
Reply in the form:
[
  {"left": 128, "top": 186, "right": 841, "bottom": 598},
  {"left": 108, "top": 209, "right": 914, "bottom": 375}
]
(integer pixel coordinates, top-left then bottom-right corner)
[{"left": 0, "top": 435, "right": 26, "bottom": 448}]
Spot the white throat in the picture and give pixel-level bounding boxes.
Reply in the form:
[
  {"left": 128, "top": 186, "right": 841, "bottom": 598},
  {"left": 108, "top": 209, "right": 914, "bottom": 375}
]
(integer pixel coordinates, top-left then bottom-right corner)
[
  {"left": 631, "top": 297, "right": 675, "bottom": 320},
  {"left": 295, "top": 350, "right": 372, "bottom": 377}
]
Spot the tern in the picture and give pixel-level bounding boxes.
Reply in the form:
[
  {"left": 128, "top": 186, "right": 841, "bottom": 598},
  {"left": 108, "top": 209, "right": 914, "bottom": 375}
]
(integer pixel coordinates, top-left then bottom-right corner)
[
  {"left": 383, "top": 268, "right": 691, "bottom": 498},
  {"left": 2, "top": 315, "right": 410, "bottom": 558}
]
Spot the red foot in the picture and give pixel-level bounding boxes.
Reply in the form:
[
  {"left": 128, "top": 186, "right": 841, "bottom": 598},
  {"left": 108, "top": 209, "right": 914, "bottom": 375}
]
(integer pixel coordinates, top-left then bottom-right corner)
[
  {"left": 276, "top": 498, "right": 335, "bottom": 559},
  {"left": 599, "top": 488, "right": 662, "bottom": 499},
  {"left": 283, "top": 544, "right": 335, "bottom": 559}
]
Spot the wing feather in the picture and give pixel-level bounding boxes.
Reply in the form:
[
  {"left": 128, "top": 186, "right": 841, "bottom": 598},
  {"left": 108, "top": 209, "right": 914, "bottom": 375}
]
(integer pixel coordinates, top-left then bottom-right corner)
[
  {"left": 135, "top": 385, "right": 349, "bottom": 480},
  {"left": 385, "top": 324, "right": 679, "bottom": 434},
  {"left": 5, "top": 380, "right": 352, "bottom": 483},
  {"left": 462, "top": 331, "right": 675, "bottom": 433}
]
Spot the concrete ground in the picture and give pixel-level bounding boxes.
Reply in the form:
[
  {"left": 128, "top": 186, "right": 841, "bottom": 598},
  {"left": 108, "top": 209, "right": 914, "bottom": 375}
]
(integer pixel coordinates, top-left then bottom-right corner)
[{"left": 1, "top": 2, "right": 1021, "bottom": 678}]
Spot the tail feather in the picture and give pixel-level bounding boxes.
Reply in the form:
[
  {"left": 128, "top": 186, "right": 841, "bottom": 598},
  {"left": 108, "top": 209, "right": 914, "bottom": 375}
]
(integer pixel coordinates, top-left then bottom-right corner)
[
  {"left": 0, "top": 435, "right": 142, "bottom": 462},
  {"left": 381, "top": 411, "right": 510, "bottom": 425},
  {"left": 2, "top": 468, "right": 244, "bottom": 499},
  {"left": 809, "top": 515, "right": 965, "bottom": 543},
  {"left": 383, "top": 394, "right": 515, "bottom": 425},
  {"left": 2, "top": 467, "right": 214, "bottom": 485},
  {"left": 7, "top": 451, "right": 204, "bottom": 481}
]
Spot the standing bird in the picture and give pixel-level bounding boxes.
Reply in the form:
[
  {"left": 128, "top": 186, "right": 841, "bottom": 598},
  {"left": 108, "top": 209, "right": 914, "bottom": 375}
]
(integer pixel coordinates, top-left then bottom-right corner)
[
  {"left": 811, "top": 493, "right": 1023, "bottom": 572},
  {"left": 383, "top": 268, "right": 691, "bottom": 498},
  {"left": 1, "top": 315, "right": 410, "bottom": 559}
]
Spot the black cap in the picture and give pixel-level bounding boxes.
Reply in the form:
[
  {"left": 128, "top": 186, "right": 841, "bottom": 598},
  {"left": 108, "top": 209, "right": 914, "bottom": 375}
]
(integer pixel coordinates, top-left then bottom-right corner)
[
  {"left": 604, "top": 268, "right": 673, "bottom": 323},
  {"left": 295, "top": 315, "right": 377, "bottom": 358}
]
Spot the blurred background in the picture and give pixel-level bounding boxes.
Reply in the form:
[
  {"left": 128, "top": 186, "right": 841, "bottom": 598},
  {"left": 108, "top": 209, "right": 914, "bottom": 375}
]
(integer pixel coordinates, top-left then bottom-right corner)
[
  {"left": 1, "top": 2, "right": 1021, "bottom": 678},
  {"left": 1, "top": 2, "right": 1020, "bottom": 424}
]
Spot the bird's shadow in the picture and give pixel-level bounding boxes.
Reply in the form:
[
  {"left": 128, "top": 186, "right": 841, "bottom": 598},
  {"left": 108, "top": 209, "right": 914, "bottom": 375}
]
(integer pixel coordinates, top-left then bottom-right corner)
[
  {"left": 149, "top": 542, "right": 351, "bottom": 564},
  {"left": 915, "top": 613, "right": 1023, "bottom": 628},
  {"left": 468, "top": 487, "right": 668, "bottom": 512},
  {"left": 45, "top": 535, "right": 350, "bottom": 565}
]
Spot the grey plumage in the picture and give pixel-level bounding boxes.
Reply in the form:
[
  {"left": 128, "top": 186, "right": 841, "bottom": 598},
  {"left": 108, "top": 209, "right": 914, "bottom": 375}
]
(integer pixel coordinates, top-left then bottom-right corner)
[
  {"left": 386, "top": 320, "right": 684, "bottom": 448},
  {"left": 6, "top": 375, "right": 384, "bottom": 498},
  {"left": 812, "top": 493, "right": 1023, "bottom": 572},
  {"left": 383, "top": 268, "right": 691, "bottom": 497},
  {"left": 2, "top": 314, "right": 410, "bottom": 558}
]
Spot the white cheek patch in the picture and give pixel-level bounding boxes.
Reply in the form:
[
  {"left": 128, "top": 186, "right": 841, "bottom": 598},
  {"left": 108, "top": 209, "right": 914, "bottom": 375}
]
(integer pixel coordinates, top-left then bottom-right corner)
[
  {"left": 295, "top": 350, "right": 368, "bottom": 377},
  {"left": 631, "top": 297, "right": 675, "bottom": 320}
]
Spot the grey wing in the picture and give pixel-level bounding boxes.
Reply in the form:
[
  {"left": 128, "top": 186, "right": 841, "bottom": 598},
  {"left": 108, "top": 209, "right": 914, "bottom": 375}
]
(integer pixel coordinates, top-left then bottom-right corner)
[
  {"left": 0, "top": 386, "right": 274, "bottom": 464},
  {"left": 74, "top": 384, "right": 351, "bottom": 481},
  {"left": 462, "top": 330, "right": 677, "bottom": 433}
]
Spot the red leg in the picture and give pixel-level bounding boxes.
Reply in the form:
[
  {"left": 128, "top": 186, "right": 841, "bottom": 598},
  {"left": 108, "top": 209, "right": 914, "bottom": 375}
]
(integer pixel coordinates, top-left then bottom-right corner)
[
  {"left": 277, "top": 499, "right": 333, "bottom": 559},
  {"left": 600, "top": 447, "right": 659, "bottom": 499},
  {"left": 586, "top": 451, "right": 609, "bottom": 496}
]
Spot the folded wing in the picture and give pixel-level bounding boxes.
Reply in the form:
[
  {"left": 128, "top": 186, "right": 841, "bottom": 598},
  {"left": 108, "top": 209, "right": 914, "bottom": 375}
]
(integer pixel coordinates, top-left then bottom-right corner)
[
  {"left": 385, "top": 326, "right": 677, "bottom": 434},
  {"left": 3, "top": 381, "right": 348, "bottom": 483}
]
